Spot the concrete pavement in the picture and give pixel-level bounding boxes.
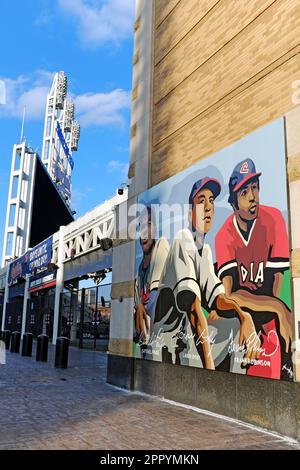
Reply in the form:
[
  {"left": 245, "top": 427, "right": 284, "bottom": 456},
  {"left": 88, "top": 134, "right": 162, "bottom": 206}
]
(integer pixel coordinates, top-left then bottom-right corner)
[{"left": 0, "top": 344, "right": 299, "bottom": 450}]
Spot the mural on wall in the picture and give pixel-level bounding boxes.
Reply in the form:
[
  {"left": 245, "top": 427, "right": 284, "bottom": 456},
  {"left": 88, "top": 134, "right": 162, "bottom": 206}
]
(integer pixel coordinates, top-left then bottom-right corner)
[{"left": 133, "top": 118, "right": 294, "bottom": 381}]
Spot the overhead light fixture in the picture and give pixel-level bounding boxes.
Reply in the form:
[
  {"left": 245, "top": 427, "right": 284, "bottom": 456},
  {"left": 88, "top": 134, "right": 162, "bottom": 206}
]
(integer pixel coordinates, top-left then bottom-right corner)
[{"left": 101, "top": 238, "right": 113, "bottom": 251}]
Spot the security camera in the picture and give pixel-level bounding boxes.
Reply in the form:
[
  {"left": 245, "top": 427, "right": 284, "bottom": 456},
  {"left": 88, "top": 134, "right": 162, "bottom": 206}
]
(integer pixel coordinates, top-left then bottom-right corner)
[{"left": 118, "top": 182, "right": 130, "bottom": 196}]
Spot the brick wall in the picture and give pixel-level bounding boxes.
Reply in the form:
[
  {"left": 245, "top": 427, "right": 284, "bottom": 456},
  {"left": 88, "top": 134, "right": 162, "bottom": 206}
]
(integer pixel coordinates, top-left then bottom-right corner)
[{"left": 151, "top": 0, "right": 300, "bottom": 186}]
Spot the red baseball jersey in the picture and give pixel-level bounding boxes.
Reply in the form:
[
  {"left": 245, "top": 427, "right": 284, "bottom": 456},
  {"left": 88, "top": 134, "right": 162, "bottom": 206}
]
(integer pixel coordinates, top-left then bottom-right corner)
[{"left": 215, "top": 205, "right": 290, "bottom": 294}]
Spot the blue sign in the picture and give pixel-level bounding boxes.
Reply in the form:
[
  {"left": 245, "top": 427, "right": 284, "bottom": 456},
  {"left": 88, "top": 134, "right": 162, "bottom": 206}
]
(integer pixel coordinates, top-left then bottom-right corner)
[
  {"left": 56, "top": 122, "right": 74, "bottom": 170},
  {"left": 8, "top": 254, "right": 28, "bottom": 285},
  {"left": 8, "top": 237, "right": 53, "bottom": 286},
  {"left": 28, "top": 237, "right": 53, "bottom": 273}
]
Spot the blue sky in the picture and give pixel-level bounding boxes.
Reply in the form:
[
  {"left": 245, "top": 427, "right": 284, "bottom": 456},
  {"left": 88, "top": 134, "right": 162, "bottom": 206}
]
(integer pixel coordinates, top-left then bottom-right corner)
[{"left": 0, "top": 0, "right": 135, "bottom": 256}]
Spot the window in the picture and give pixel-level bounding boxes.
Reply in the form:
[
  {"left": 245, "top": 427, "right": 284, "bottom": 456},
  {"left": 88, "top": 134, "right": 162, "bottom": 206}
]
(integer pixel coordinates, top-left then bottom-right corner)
[
  {"left": 11, "top": 176, "right": 19, "bottom": 199},
  {"left": 8, "top": 204, "right": 16, "bottom": 227},
  {"left": 14, "top": 150, "right": 21, "bottom": 171},
  {"left": 6, "top": 232, "right": 14, "bottom": 257}
]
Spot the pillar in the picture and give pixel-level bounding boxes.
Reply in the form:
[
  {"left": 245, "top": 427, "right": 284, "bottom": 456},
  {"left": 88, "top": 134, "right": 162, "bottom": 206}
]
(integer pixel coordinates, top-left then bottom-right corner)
[
  {"left": 21, "top": 275, "right": 29, "bottom": 337},
  {"left": 286, "top": 105, "right": 300, "bottom": 382},
  {"left": 1, "top": 266, "right": 10, "bottom": 331},
  {"left": 52, "top": 225, "right": 65, "bottom": 345}
]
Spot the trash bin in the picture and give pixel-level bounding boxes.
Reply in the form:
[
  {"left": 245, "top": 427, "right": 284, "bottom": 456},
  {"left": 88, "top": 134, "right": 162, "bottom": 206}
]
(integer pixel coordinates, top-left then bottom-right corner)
[
  {"left": 3, "top": 330, "right": 11, "bottom": 350},
  {"left": 36, "top": 334, "right": 49, "bottom": 362},
  {"left": 55, "top": 336, "right": 69, "bottom": 368},
  {"left": 10, "top": 331, "right": 21, "bottom": 353},
  {"left": 21, "top": 332, "right": 33, "bottom": 357}
]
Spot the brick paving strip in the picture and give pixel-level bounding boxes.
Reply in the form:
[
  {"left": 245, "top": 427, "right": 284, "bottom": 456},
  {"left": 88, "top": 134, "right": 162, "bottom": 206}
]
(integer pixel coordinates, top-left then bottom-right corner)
[{"left": 0, "top": 345, "right": 299, "bottom": 450}]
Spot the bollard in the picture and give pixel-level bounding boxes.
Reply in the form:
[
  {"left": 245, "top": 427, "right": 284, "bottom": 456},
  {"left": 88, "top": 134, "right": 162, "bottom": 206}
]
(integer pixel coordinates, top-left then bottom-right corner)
[
  {"left": 55, "top": 336, "right": 69, "bottom": 368},
  {"left": 21, "top": 333, "right": 33, "bottom": 357},
  {"left": 36, "top": 334, "right": 49, "bottom": 362},
  {"left": 10, "top": 331, "right": 21, "bottom": 353},
  {"left": 3, "top": 330, "right": 11, "bottom": 350}
]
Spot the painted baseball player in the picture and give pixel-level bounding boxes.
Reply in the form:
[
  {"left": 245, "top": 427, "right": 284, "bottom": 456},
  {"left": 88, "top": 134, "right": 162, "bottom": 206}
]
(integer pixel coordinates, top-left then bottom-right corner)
[
  {"left": 134, "top": 206, "right": 169, "bottom": 353},
  {"left": 154, "top": 177, "right": 261, "bottom": 370},
  {"left": 215, "top": 158, "right": 293, "bottom": 379}
]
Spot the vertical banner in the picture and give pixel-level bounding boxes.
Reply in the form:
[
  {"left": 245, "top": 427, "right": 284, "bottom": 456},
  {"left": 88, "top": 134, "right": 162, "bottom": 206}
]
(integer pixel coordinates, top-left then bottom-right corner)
[{"left": 133, "top": 118, "right": 293, "bottom": 381}]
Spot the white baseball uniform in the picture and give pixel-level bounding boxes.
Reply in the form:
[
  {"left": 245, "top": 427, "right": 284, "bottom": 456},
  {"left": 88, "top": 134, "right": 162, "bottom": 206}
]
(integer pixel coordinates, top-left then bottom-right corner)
[
  {"left": 156, "top": 229, "right": 224, "bottom": 319},
  {"left": 153, "top": 229, "right": 241, "bottom": 369}
]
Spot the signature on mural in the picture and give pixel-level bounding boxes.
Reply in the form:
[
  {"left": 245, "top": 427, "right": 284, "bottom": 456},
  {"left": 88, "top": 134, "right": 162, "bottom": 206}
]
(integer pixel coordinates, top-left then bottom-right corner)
[{"left": 282, "top": 364, "right": 293, "bottom": 380}]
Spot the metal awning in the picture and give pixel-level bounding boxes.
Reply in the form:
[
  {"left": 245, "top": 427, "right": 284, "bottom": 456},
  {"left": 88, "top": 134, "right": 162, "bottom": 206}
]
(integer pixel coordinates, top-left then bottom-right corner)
[{"left": 63, "top": 248, "right": 112, "bottom": 282}]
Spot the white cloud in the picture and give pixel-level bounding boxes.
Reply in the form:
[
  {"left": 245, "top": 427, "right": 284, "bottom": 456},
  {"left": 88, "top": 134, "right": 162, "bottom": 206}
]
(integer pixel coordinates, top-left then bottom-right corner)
[
  {"left": 75, "top": 89, "right": 131, "bottom": 127},
  {"left": 107, "top": 159, "right": 128, "bottom": 177},
  {"left": 0, "top": 70, "right": 54, "bottom": 120},
  {"left": 35, "top": 5, "right": 53, "bottom": 26},
  {"left": 72, "top": 187, "right": 87, "bottom": 208},
  {"left": 57, "top": 0, "right": 135, "bottom": 46},
  {"left": 0, "top": 80, "right": 6, "bottom": 105},
  {"left": 0, "top": 71, "right": 131, "bottom": 128}
]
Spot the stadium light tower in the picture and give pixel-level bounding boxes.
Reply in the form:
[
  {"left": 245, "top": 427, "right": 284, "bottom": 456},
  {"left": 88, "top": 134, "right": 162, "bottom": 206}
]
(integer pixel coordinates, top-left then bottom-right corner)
[
  {"left": 2, "top": 142, "right": 38, "bottom": 267},
  {"left": 1, "top": 71, "right": 79, "bottom": 267},
  {"left": 41, "top": 71, "right": 80, "bottom": 206}
]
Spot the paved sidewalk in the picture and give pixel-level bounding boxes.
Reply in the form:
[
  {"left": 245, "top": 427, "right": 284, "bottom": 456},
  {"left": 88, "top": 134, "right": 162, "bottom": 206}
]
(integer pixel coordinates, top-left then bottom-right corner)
[{"left": 0, "top": 345, "right": 299, "bottom": 450}]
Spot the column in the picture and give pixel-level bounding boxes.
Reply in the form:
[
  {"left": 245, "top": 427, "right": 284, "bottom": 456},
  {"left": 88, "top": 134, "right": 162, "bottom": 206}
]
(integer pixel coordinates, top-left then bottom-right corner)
[
  {"left": 1, "top": 266, "right": 10, "bottom": 331},
  {"left": 21, "top": 275, "right": 29, "bottom": 337},
  {"left": 286, "top": 105, "right": 300, "bottom": 382},
  {"left": 52, "top": 225, "right": 65, "bottom": 345},
  {"left": 70, "top": 280, "right": 79, "bottom": 342},
  {"left": 107, "top": 0, "right": 154, "bottom": 389}
]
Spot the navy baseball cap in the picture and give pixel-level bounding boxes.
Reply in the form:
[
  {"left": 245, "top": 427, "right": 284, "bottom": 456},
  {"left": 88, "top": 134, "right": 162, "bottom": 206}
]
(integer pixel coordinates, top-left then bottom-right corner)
[
  {"left": 229, "top": 158, "right": 261, "bottom": 193},
  {"left": 189, "top": 177, "right": 221, "bottom": 205}
]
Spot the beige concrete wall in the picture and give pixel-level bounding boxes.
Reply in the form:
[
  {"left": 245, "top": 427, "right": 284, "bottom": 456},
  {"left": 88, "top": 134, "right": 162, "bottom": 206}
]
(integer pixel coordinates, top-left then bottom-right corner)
[
  {"left": 109, "top": 0, "right": 155, "bottom": 359},
  {"left": 128, "top": 0, "right": 154, "bottom": 197},
  {"left": 109, "top": 241, "right": 135, "bottom": 358},
  {"left": 109, "top": 298, "right": 134, "bottom": 357}
]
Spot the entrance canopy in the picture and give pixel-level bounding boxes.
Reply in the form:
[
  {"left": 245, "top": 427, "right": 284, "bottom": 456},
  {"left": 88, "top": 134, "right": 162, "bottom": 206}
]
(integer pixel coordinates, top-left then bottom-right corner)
[{"left": 63, "top": 249, "right": 112, "bottom": 282}]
